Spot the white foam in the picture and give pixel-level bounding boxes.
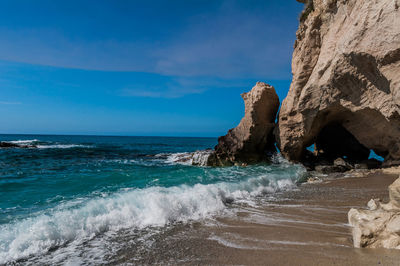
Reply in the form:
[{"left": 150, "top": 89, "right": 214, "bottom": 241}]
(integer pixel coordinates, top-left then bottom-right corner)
[
  {"left": 8, "top": 139, "right": 39, "bottom": 144},
  {"left": 0, "top": 171, "right": 301, "bottom": 264},
  {"left": 164, "top": 152, "right": 194, "bottom": 165},
  {"left": 4, "top": 139, "right": 92, "bottom": 149},
  {"left": 36, "top": 144, "right": 91, "bottom": 149},
  {"left": 208, "top": 235, "right": 264, "bottom": 250},
  {"left": 162, "top": 150, "right": 212, "bottom": 166},
  {"left": 191, "top": 150, "right": 214, "bottom": 166},
  {"left": 210, "top": 233, "right": 347, "bottom": 249},
  {"left": 157, "top": 151, "right": 211, "bottom": 166}
]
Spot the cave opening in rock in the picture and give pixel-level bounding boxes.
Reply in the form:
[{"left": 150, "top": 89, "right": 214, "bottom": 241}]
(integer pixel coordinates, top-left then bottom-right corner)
[
  {"left": 306, "top": 144, "right": 315, "bottom": 153},
  {"left": 369, "top": 150, "right": 384, "bottom": 162},
  {"left": 313, "top": 123, "right": 370, "bottom": 162}
]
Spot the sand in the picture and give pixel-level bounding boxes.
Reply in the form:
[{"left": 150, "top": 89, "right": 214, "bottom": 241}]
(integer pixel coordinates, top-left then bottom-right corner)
[{"left": 114, "top": 170, "right": 400, "bottom": 265}]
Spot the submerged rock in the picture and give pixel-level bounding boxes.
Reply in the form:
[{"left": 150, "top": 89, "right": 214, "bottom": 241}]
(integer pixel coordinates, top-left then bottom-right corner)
[
  {"left": 0, "top": 142, "right": 21, "bottom": 148},
  {"left": 277, "top": 0, "right": 400, "bottom": 165},
  {"left": 348, "top": 177, "right": 400, "bottom": 249},
  {"left": 212, "top": 82, "right": 280, "bottom": 166},
  {"left": 0, "top": 141, "right": 36, "bottom": 149}
]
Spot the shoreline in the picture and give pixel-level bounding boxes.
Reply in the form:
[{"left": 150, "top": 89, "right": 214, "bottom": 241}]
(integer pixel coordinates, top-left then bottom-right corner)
[{"left": 116, "top": 168, "right": 400, "bottom": 265}]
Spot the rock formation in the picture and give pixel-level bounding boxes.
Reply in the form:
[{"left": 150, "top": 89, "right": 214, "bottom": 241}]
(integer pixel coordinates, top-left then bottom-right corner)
[
  {"left": 348, "top": 176, "right": 400, "bottom": 249},
  {"left": 212, "top": 82, "right": 280, "bottom": 166},
  {"left": 0, "top": 141, "right": 36, "bottom": 149},
  {"left": 277, "top": 0, "right": 400, "bottom": 166}
]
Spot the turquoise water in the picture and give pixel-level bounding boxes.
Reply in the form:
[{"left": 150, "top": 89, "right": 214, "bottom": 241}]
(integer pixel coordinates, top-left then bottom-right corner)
[{"left": 0, "top": 134, "right": 305, "bottom": 264}]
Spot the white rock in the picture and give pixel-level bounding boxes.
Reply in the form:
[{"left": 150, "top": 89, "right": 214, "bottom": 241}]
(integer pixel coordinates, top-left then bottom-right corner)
[{"left": 348, "top": 176, "right": 400, "bottom": 249}]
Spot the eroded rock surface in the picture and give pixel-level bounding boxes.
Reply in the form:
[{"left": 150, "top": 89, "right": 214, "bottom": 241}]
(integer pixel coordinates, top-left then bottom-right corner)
[
  {"left": 348, "top": 176, "right": 400, "bottom": 249},
  {"left": 212, "top": 82, "right": 280, "bottom": 166},
  {"left": 278, "top": 0, "right": 400, "bottom": 165}
]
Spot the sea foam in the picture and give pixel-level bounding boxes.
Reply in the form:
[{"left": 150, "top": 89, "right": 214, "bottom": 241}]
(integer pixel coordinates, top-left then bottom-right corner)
[
  {"left": 0, "top": 163, "right": 304, "bottom": 264},
  {"left": 4, "top": 139, "right": 91, "bottom": 149},
  {"left": 8, "top": 139, "right": 39, "bottom": 144},
  {"left": 36, "top": 144, "right": 91, "bottom": 149}
]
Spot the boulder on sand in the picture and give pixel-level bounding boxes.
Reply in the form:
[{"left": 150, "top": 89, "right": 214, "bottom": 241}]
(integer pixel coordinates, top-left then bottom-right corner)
[{"left": 349, "top": 177, "right": 400, "bottom": 249}]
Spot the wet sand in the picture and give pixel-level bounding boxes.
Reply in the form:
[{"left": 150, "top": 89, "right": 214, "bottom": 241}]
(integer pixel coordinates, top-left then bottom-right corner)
[{"left": 114, "top": 170, "right": 400, "bottom": 265}]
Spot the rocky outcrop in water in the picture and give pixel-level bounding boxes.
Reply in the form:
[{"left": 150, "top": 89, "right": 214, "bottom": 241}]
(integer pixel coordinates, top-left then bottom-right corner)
[
  {"left": 212, "top": 82, "right": 280, "bottom": 166},
  {"left": 0, "top": 141, "right": 36, "bottom": 149},
  {"left": 348, "top": 176, "right": 400, "bottom": 249},
  {"left": 277, "top": 0, "right": 400, "bottom": 166}
]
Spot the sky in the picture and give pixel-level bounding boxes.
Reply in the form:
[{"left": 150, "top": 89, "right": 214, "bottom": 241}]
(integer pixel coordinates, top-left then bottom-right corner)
[{"left": 0, "top": 0, "right": 304, "bottom": 136}]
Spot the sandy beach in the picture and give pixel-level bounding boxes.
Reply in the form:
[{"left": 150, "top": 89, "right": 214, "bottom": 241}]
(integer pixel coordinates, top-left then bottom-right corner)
[{"left": 113, "top": 170, "right": 400, "bottom": 265}]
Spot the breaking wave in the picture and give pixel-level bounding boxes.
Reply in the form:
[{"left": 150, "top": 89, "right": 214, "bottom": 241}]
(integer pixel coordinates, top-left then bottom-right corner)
[
  {"left": 36, "top": 144, "right": 91, "bottom": 149},
  {"left": 2, "top": 139, "right": 92, "bottom": 149},
  {"left": 8, "top": 139, "right": 39, "bottom": 145},
  {"left": 0, "top": 162, "right": 304, "bottom": 264}
]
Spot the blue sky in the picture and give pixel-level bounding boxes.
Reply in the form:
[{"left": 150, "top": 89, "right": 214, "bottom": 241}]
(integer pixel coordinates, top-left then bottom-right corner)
[{"left": 0, "top": 0, "right": 304, "bottom": 136}]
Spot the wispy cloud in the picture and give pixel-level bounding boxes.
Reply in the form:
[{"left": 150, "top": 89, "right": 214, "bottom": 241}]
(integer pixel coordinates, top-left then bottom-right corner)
[
  {"left": 0, "top": 101, "right": 21, "bottom": 105},
  {"left": 119, "top": 74, "right": 266, "bottom": 99},
  {"left": 0, "top": 1, "right": 301, "bottom": 79},
  {"left": 121, "top": 87, "right": 205, "bottom": 98},
  {"left": 153, "top": 2, "right": 297, "bottom": 79}
]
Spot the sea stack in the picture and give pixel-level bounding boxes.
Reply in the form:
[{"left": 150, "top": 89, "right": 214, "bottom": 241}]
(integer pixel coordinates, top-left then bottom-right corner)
[
  {"left": 277, "top": 0, "right": 400, "bottom": 166},
  {"left": 211, "top": 82, "right": 280, "bottom": 166}
]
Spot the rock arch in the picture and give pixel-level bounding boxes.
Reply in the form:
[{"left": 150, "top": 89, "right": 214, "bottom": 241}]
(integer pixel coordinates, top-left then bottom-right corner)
[{"left": 278, "top": 0, "right": 400, "bottom": 166}]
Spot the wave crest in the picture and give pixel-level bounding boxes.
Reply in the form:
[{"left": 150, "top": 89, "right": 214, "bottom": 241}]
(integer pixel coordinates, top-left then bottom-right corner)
[{"left": 0, "top": 165, "right": 304, "bottom": 264}]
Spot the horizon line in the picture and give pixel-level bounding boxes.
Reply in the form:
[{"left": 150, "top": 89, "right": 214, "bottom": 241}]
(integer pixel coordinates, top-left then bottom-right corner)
[{"left": 0, "top": 132, "right": 219, "bottom": 138}]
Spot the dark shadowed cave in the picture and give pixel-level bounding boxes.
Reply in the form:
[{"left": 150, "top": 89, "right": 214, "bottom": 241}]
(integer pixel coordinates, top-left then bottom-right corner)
[
  {"left": 314, "top": 124, "right": 370, "bottom": 161},
  {"left": 300, "top": 122, "right": 385, "bottom": 171}
]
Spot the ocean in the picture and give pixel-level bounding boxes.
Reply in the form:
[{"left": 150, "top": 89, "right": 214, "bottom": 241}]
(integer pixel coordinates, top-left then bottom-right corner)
[{"left": 0, "top": 134, "right": 305, "bottom": 264}]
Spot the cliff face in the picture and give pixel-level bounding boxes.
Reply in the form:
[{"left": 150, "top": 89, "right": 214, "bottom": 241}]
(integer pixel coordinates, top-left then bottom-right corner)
[
  {"left": 213, "top": 82, "right": 279, "bottom": 166},
  {"left": 278, "top": 0, "right": 400, "bottom": 165}
]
